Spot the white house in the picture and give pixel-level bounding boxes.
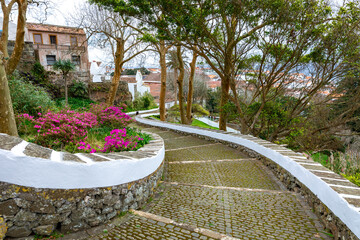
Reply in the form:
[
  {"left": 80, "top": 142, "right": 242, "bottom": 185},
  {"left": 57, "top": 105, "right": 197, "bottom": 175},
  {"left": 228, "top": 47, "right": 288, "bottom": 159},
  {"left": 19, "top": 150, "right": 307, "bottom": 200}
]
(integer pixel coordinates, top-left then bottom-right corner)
[
  {"left": 90, "top": 61, "right": 105, "bottom": 82},
  {"left": 90, "top": 64, "right": 149, "bottom": 100},
  {"left": 127, "top": 70, "right": 150, "bottom": 100}
]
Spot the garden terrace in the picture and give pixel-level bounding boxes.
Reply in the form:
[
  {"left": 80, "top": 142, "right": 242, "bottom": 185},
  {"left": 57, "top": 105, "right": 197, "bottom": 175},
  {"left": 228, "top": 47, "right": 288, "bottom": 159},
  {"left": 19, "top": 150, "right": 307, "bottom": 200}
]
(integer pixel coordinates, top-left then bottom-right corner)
[{"left": 0, "top": 131, "right": 164, "bottom": 238}]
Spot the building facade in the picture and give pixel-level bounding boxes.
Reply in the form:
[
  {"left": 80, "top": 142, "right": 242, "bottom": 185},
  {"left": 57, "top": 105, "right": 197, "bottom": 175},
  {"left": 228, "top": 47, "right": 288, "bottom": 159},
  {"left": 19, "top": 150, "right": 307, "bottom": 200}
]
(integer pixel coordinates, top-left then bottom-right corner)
[{"left": 26, "top": 23, "right": 90, "bottom": 83}]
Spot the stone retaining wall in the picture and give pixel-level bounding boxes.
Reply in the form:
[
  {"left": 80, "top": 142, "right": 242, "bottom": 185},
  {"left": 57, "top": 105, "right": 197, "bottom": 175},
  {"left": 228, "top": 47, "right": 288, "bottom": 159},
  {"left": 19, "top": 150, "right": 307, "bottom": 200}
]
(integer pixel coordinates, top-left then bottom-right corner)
[
  {"left": 136, "top": 116, "right": 360, "bottom": 240},
  {"left": 0, "top": 132, "right": 164, "bottom": 238},
  {"left": 8, "top": 41, "right": 36, "bottom": 73}
]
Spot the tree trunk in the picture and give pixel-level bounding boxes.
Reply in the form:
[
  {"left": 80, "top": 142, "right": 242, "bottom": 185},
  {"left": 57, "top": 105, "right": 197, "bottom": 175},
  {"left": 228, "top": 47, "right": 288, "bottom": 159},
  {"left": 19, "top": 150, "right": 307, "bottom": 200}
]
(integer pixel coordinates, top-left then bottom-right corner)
[
  {"left": 186, "top": 51, "right": 197, "bottom": 123},
  {"left": 173, "top": 69, "right": 178, "bottom": 105},
  {"left": 107, "top": 38, "right": 124, "bottom": 106},
  {"left": 159, "top": 40, "right": 167, "bottom": 121},
  {"left": 0, "top": 3, "right": 11, "bottom": 60},
  {"left": 64, "top": 74, "right": 68, "bottom": 106},
  {"left": 6, "top": 0, "right": 28, "bottom": 75},
  {"left": 176, "top": 45, "right": 186, "bottom": 124},
  {"left": 219, "top": 76, "right": 230, "bottom": 131},
  {"left": 0, "top": 59, "right": 18, "bottom": 136}
]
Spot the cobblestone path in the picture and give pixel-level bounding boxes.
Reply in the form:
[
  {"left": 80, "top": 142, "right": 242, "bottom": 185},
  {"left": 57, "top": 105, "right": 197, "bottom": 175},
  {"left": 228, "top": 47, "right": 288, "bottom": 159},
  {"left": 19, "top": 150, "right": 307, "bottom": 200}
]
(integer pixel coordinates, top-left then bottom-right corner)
[{"left": 92, "top": 126, "right": 332, "bottom": 240}]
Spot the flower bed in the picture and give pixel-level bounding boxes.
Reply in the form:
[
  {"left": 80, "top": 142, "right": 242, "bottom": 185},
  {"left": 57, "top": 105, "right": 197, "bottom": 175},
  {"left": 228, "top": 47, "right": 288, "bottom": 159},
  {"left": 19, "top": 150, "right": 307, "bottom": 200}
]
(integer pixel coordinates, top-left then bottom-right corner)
[{"left": 16, "top": 103, "right": 150, "bottom": 153}]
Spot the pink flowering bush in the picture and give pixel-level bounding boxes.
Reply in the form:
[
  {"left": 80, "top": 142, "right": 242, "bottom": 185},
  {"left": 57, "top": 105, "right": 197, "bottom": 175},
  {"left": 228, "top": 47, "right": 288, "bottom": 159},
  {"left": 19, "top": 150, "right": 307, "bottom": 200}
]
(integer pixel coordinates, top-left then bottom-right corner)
[
  {"left": 16, "top": 104, "right": 149, "bottom": 153},
  {"left": 77, "top": 128, "right": 148, "bottom": 153},
  {"left": 17, "top": 110, "right": 98, "bottom": 149},
  {"left": 89, "top": 103, "right": 134, "bottom": 128}
]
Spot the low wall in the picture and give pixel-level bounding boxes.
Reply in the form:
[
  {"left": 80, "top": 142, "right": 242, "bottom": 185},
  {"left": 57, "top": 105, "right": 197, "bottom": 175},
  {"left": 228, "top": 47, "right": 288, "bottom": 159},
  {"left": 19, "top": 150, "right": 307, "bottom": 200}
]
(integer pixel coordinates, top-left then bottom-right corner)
[
  {"left": 136, "top": 116, "right": 360, "bottom": 240},
  {"left": 0, "top": 132, "right": 164, "bottom": 238}
]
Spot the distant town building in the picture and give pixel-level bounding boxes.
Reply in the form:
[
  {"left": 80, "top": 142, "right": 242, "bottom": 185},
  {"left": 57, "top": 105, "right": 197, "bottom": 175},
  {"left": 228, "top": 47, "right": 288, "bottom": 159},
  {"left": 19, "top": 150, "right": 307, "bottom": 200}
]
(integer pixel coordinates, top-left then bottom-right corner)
[
  {"left": 121, "top": 71, "right": 150, "bottom": 101},
  {"left": 90, "top": 63, "right": 150, "bottom": 100}
]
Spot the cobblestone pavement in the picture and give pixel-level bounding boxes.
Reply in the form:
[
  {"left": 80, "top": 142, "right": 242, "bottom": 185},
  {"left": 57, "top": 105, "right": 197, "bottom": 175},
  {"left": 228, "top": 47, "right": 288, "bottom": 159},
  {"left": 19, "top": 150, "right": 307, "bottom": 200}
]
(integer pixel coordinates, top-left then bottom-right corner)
[
  {"left": 93, "top": 126, "right": 332, "bottom": 240},
  {"left": 95, "top": 215, "right": 216, "bottom": 240}
]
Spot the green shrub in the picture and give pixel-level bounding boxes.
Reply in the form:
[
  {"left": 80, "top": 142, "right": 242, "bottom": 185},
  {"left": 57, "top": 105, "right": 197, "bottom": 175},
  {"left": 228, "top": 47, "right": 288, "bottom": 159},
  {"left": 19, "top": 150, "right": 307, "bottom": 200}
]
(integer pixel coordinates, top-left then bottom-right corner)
[
  {"left": 55, "top": 97, "right": 95, "bottom": 111},
  {"left": 311, "top": 150, "right": 360, "bottom": 187},
  {"left": 191, "top": 104, "right": 210, "bottom": 116},
  {"left": 69, "top": 80, "right": 89, "bottom": 99},
  {"left": 31, "top": 61, "right": 49, "bottom": 85},
  {"left": 19, "top": 65, "right": 62, "bottom": 99},
  {"left": 133, "top": 92, "right": 157, "bottom": 110},
  {"left": 9, "top": 75, "right": 56, "bottom": 115},
  {"left": 343, "top": 173, "right": 360, "bottom": 187}
]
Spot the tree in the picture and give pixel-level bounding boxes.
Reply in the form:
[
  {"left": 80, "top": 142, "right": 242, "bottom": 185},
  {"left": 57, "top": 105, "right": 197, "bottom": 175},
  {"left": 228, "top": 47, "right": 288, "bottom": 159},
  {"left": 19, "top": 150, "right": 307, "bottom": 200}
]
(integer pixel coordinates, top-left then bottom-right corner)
[
  {"left": 71, "top": 3, "right": 150, "bottom": 106},
  {"left": 166, "top": 49, "right": 179, "bottom": 105},
  {"left": 0, "top": 0, "right": 28, "bottom": 75},
  {"left": 0, "top": 0, "right": 28, "bottom": 136},
  {"left": 0, "top": 0, "right": 51, "bottom": 136},
  {"left": 89, "top": 0, "right": 292, "bottom": 131},
  {"left": 176, "top": 45, "right": 186, "bottom": 124},
  {"left": 53, "top": 59, "right": 75, "bottom": 106},
  {"left": 228, "top": 1, "right": 360, "bottom": 144},
  {"left": 92, "top": 0, "right": 360, "bottom": 141},
  {"left": 186, "top": 50, "right": 198, "bottom": 123}
]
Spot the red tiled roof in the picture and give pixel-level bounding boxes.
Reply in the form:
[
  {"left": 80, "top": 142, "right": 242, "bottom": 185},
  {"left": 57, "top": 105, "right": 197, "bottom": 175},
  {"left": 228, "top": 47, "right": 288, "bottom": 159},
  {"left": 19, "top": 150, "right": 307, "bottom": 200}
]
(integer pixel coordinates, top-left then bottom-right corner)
[
  {"left": 144, "top": 72, "right": 161, "bottom": 82},
  {"left": 26, "top": 22, "right": 85, "bottom": 35}
]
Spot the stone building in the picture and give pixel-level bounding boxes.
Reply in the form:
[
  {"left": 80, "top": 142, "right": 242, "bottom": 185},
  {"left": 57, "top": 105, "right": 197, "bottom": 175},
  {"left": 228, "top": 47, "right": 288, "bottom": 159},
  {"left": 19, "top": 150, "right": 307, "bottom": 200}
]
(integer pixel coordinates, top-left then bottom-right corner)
[{"left": 26, "top": 22, "right": 91, "bottom": 83}]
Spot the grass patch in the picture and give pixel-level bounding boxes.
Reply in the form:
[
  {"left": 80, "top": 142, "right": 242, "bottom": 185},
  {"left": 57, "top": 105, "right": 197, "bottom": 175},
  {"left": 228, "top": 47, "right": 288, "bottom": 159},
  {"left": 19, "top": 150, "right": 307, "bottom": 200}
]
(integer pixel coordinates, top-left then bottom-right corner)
[
  {"left": 55, "top": 97, "right": 95, "bottom": 111},
  {"left": 191, "top": 119, "right": 218, "bottom": 130},
  {"left": 311, "top": 152, "right": 329, "bottom": 166}
]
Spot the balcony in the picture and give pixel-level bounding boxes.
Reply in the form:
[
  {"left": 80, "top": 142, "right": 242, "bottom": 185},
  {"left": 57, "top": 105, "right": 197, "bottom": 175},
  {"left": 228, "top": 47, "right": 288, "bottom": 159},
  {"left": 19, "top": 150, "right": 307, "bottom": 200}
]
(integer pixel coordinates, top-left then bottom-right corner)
[{"left": 33, "top": 43, "right": 86, "bottom": 52}]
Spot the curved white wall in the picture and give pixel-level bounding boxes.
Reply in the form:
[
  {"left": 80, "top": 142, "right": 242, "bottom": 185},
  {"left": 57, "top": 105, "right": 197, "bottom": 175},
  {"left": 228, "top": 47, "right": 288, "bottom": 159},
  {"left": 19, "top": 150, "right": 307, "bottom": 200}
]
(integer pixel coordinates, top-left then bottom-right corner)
[{"left": 0, "top": 134, "right": 164, "bottom": 189}]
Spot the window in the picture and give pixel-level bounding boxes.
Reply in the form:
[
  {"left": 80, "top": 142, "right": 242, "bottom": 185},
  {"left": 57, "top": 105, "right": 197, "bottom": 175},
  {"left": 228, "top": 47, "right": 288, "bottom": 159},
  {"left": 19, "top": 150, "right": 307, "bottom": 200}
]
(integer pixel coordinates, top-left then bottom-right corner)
[
  {"left": 33, "top": 33, "right": 42, "bottom": 44},
  {"left": 70, "top": 36, "right": 77, "bottom": 46},
  {"left": 72, "top": 55, "right": 80, "bottom": 65},
  {"left": 46, "top": 55, "right": 56, "bottom": 65},
  {"left": 49, "top": 35, "right": 57, "bottom": 44}
]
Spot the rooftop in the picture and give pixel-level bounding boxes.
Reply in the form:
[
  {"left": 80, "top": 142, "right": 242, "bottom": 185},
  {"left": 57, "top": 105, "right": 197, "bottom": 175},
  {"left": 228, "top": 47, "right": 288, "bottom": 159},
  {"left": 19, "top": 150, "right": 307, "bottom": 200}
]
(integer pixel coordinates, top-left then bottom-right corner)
[{"left": 26, "top": 22, "right": 85, "bottom": 35}]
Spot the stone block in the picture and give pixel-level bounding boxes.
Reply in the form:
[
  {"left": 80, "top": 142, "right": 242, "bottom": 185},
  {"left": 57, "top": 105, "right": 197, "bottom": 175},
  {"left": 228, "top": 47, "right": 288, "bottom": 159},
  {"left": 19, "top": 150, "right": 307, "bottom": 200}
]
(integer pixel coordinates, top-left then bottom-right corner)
[
  {"left": 106, "top": 210, "right": 117, "bottom": 220},
  {"left": 14, "top": 210, "right": 37, "bottom": 222},
  {"left": 87, "top": 215, "right": 104, "bottom": 227},
  {"left": 57, "top": 202, "right": 75, "bottom": 213},
  {"left": 0, "top": 199, "right": 19, "bottom": 216},
  {"left": 6, "top": 226, "right": 31, "bottom": 238},
  {"left": 124, "top": 191, "right": 133, "bottom": 205},
  {"left": 103, "top": 195, "right": 118, "bottom": 206},
  {"left": 14, "top": 198, "right": 31, "bottom": 209},
  {"left": 39, "top": 214, "right": 60, "bottom": 225},
  {"left": 102, "top": 207, "right": 113, "bottom": 215},
  {"left": 30, "top": 201, "right": 55, "bottom": 214},
  {"left": 23, "top": 143, "right": 52, "bottom": 159},
  {"left": 0, "top": 134, "right": 23, "bottom": 151},
  {"left": 61, "top": 221, "right": 89, "bottom": 233},
  {"left": 70, "top": 208, "right": 96, "bottom": 221},
  {"left": 33, "top": 225, "right": 55, "bottom": 236}
]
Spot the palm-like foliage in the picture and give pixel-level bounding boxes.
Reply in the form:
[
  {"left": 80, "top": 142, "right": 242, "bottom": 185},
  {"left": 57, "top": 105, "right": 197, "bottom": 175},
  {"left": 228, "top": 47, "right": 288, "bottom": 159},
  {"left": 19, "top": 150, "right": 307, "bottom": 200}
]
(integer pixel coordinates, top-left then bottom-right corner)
[{"left": 53, "top": 59, "right": 76, "bottom": 106}]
